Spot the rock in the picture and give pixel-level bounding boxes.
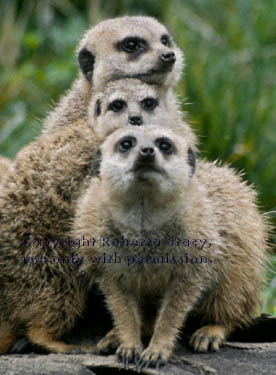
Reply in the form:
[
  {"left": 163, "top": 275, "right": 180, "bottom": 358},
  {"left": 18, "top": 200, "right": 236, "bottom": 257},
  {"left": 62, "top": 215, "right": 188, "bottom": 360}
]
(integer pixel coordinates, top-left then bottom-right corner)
[{"left": 3, "top": 299, "right": 276, "bottom": 374}]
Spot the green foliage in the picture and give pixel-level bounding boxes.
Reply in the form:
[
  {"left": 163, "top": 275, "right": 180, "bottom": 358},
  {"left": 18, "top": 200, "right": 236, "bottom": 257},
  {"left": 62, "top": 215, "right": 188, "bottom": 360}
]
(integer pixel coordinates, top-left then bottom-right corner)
[
  {"left": 0, "top": 0, "right": 88, "bottom": 155},
  {"left": 0, "top": 0, "right": 275, "bottom": 313}
]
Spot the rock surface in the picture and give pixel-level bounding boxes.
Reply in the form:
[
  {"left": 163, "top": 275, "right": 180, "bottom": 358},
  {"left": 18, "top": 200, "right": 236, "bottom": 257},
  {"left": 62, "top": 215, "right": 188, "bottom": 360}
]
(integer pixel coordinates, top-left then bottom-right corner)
[
  {"left": 2, "top": 296, "right": 275, "bottom": 375},
  {"left": 1, "top": 342, "right": 276, "bottom": 375}
]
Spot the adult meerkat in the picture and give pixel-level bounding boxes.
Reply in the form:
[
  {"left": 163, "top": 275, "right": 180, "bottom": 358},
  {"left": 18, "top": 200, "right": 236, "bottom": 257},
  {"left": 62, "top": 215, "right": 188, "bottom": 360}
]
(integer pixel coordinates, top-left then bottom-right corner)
[
  {"left": 41, "top": 16, "right": 183, "bottom": 134},
  {"left": 74, "top": 126, "right": 268, "bottom": 369}
]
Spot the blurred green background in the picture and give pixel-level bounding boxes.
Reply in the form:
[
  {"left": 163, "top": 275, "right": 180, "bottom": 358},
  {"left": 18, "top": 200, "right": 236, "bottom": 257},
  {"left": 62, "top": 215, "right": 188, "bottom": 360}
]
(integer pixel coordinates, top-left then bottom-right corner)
[{"left": 0, "top": 0, "right": 275, "bottom": 313}]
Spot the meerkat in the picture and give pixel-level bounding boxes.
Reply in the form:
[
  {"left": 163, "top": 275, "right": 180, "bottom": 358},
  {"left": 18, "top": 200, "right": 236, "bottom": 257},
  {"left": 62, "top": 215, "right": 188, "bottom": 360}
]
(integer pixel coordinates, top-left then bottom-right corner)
[
  {"left": 73, "top": 126, "right": 268, "bottom": 369},
  {"left": 41, "top": 16, "right": 183, "bottom": 135},
  {"left": 88, "top": 78, "right": 192, "bottom": 141}
]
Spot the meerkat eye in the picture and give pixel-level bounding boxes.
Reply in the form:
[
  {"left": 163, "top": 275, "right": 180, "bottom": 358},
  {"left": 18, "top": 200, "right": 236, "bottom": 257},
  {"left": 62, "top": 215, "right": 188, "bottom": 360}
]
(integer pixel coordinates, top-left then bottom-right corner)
[
  {"left": 119, "top": 37, "right": 147, "bottom": 53},
  {"left": 155, "top": 137, "right": 176, "bottom": 155},
  {"left": 117, "top": 136, "right": 137, "bottom": 153},
  {"left": 141, "top": 97, "right": 158, "bottom": 111},
  {"left": 108, "top": 99, "right": 126, "bottom": 113},
  {"left": 161, "top": 34, "right": 171, "bottom": 47}
]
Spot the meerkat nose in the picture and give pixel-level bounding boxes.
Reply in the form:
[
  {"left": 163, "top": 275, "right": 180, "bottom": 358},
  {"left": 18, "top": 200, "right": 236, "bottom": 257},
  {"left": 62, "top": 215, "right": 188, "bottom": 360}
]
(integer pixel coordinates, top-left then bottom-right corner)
[
  {"left": 129, "top": 116, "right": 142, "bottom": 126},
  {"left": 160, "top": 52, "right": 176, "bottom": 65},
  {"left": 139, "top": 147, "right": 155, "bottom": 162}
]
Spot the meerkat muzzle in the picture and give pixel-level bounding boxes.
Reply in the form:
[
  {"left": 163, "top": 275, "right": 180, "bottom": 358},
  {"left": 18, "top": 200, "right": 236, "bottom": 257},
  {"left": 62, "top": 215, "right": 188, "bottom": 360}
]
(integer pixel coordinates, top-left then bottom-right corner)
[
  {"left": 160, "top": 52, "right": 176, "bottom": 65},
  {"left": 133, "top": 147, "right": 162, "bottom": 176},
  {"left": 129, "top": 116, "right": 143, "bottom": 126}
]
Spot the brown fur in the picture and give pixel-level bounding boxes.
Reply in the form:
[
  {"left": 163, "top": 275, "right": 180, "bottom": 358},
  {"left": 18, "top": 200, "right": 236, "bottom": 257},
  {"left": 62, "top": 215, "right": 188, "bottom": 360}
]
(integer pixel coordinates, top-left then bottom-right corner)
[
  {"left": 41, "top": 16, "right": 183, "bottom": 135},
  {"left": 73, "top": 126, "right": 268, "bottom": 368},
  {"left": 0, "top": 119, "right": 101, "bottom": 353}
]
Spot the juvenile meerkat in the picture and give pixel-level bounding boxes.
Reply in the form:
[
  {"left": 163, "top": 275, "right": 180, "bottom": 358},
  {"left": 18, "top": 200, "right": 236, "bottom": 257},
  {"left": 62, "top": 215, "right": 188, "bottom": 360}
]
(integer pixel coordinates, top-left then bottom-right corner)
[
  {"left": 89, "top": 78, "right": 191, "bottom": 141},
  {"left": 74, "top": 126, "right": 268, "bottom": 369},
  {"left": 41, "top": 16, "right": 183, "bottom": 134}
]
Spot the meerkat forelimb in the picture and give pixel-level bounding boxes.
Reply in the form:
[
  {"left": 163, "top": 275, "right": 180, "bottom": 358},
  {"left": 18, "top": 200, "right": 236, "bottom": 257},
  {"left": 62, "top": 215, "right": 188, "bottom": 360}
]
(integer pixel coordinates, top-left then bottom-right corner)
[
  {"left": 74, "top": 126, "right": 268, "bottom": 369},
  {"left": 41, "top": 16, "right": 183, "bottom": 135}
]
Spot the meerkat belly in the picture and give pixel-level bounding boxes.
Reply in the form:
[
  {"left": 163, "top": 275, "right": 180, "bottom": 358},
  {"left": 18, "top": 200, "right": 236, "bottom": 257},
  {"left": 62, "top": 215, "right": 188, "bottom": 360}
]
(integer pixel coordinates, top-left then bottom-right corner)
[
  {"left": 102, "top": 246, "right": 180, "bottom": 297},
  {"left": 125, "top": 262, "right": 173, "bottom": 295}
]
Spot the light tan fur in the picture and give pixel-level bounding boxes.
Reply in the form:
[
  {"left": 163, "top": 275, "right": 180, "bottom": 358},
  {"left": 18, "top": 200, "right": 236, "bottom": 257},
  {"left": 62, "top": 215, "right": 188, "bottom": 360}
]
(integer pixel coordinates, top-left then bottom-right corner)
[
  {"left": 41, "top": 16, "right": 183, "bottom": 135},
  {"left": 74, "top": 126, "right": 268, "bottom": 369}
]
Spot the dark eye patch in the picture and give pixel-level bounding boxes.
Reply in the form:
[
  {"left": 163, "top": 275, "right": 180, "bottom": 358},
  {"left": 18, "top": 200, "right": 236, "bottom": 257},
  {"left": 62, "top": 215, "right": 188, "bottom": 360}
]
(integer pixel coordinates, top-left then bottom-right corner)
[
  {"left": 161, "top": 34, "right": 172, "bottom": 47},
  {"left": 117, "top": 37, "right": 148, "bottom": 55},
  {"left": 155, "top": 137, "right": 176, "bottom": 155},
  {"left": 116, "top": 136, "right": 137, "bottom": 153},
  {"left": 108, "top": 99, "right": 126, "bottom": 113},
  {"left": 141, "top": 97, "right": 158, "bottom": 111}
]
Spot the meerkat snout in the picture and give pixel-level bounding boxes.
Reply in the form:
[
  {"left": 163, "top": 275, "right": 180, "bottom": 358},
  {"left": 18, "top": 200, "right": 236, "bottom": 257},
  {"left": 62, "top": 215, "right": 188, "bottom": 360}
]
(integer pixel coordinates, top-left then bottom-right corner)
[
  {"left": 132, "top": 146, "right": 158, "bottom": 182},
  {"left": 160, "top": 51, "right": 176, "bottom": 65},
  {"left": 138, "top": 147, "right": 155, "bottom": 162},
  {"left": 128, "top": 115, "right": 142, "bottom": 126}
]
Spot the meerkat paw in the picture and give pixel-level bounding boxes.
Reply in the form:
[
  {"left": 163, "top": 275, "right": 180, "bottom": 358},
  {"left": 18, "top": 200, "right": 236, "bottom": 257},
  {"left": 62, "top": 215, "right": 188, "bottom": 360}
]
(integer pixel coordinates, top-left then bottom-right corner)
[
  {"left": 136, "top": 344, "right": 173, "bottom": 371},
  {"left": 189, "top": 324, "right": 227, "bottom": 352},
  {"left": 116, "top": 342, "right": 143, "bottom": 369},
  {"left": 96, "top": 327, "right": 121, "bottom": 354}
]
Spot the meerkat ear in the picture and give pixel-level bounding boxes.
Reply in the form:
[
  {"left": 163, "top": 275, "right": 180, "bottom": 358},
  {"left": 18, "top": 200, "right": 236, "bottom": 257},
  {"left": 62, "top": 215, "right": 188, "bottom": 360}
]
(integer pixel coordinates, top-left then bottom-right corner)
[
  {"left": 188, "top": 148, "right": 196, "bottom": 175},
  {"left": 78, "top": 48, "right": 95, "bottom": 83},
  {"left": 91, "top": 149, "right": 102, "bottom": 177},
  {"left": 94, "top": 99, "right": 101, "bottom": 118}
]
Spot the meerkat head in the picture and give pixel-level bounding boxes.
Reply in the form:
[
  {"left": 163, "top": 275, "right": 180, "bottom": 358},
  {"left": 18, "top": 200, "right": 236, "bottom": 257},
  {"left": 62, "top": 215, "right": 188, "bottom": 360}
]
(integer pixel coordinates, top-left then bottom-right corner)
[
  {"left": 89, "top": 79, "right": 168, "bottom": 139},
  {"left": 92, "top": 126, "right": 196, "bottom": 203},
  {"left": 89, "top": 78, "right": 196, "bottom": 142},
  {"left": 78, "top": 16, "right": 183, "bottom": 90}
]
